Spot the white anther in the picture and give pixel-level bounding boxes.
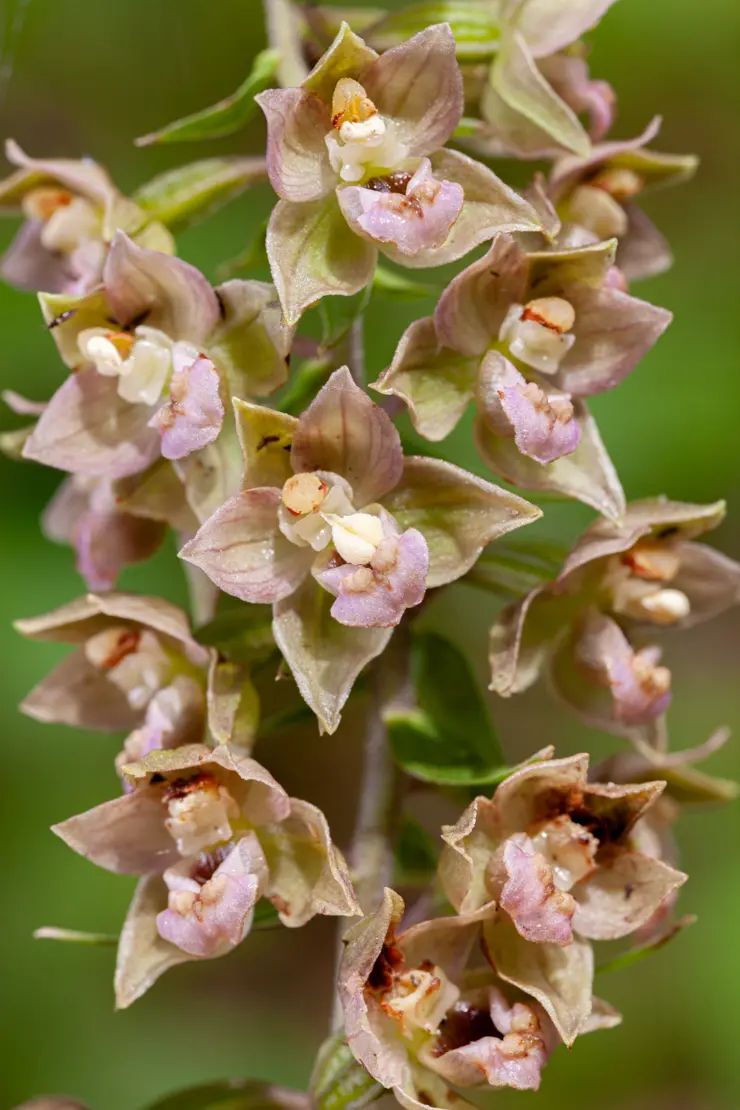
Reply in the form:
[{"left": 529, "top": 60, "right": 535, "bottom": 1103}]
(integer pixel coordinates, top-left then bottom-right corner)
[
  {"left": 339, "top": 116, "right": 386, "bottom": 144},
  {"left": 325, "top": 511, "right": 384, "bottom": 565},
  {"left": 40, "top": 196, "right": 100, "bottom": 254},
  {"left": 639, "top": 588, "right": 691, "bottom": 625}
]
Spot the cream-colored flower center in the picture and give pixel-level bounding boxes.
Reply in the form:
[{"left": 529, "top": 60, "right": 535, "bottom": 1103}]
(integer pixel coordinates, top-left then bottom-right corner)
[
  {"left": 78, "top": 326, "right": 188, "bottom": 406},
  {"left": 568, "top": 184, "right": 629, "bottom": 239},
  {"left": 529, "top": 815, "right": 598, "bottom": 892},
  {"left": 383, "top": 965, "right": 460, "bottom": 1037},
  {"left": 611, "top": 539, "right": 690, "bottom": 625},
  {"left": 22, "top": 187, "right": 102, "bottom": 254},
  {"left": 85, "top": 625, "right": 173, "bottom": 710},
  {"left": 281, "top": 472, "right": 328, "bottom": 516},
  {"left": 325, "top": 77, "right": 408, "bottom": 184},
  {"left": 164, "top": 776, "right": 240, "bottom": 856},
  {"left": 499, "top": 297, "right": 576, "bottom": 374},
  {"left": 323, "top": 511, "right": 384, "bottom": 565}
]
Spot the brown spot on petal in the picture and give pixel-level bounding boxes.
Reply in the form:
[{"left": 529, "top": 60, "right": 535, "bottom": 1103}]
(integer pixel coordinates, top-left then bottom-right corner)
[
  {"left": 190, "top": 844, "right": 231, "bottom": 885},
  {"left": 433, "top": 1001, "right": 499, "bottom": 1056},
  {"left": 163, "top": 772, "right": 220, "bottom": 801},
  {"left": 98, "top": 628, "right": 141, "bottom": 670},
  {"left": 368, "top": 941, "right": 404, "bottom": 993}
]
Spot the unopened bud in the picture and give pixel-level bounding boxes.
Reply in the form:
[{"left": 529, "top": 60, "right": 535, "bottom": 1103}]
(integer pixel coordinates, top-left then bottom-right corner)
[
  {"left": 568, "top": 184, "right": 629, "bottom": 239},
  {"left": 324, "top": 512, "right": 384, "bottom": 565},
  {"left": 281, "top": 472, "right": 328, "bottom": 516}
]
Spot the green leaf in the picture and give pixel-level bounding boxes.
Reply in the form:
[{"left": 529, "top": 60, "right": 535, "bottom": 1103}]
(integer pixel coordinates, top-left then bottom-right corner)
[
  {"left": 319, "top": 285, "right": 372, "bottom": 351},
  {"left": 133, "top": 157, "right": 267, "bottom": 233},
  {"left": 136, "top": 50, "right": 280, "bottom": 145},
  {"left": 595, "top": 915, "right": 697, "bottom": 977},
  {"left": 141, "top": 1080, "right": 309, "bottom": 1110},
  {"left": 217, "top": 219, "right": 269, "bottom": 279},
  {"left": 195, "top": 604, "right": 276, "bottom": 661},
  {"left": 310, "top": 1032, "right": 383, "bottom": 1110},
  {"left": 367, "top": 1, "right": 500, "bottom": 60},
  {"left": 372, "top": 264, "right": 434, "bottom": 300},
  {"left": 386, "top": 633, "right": 508, "bottom": 785},
  {"left": 464, "top": 539, "right": 566, "bottom": 598},
  {"left": 395, "top": 816, "right": 438, "bottom": 884},
  {"left": 34, "top": 926, "right": 118, "bottom": 946}
]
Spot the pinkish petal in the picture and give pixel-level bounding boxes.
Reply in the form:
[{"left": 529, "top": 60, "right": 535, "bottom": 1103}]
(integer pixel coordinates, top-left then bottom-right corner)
[
  {"left": 372, "top": 317, "right": 479, "bottom": 442},
  {"left": 74, "top": 508, "right": 164, "bottom": 590},
  {"left": 500, "top": 833, "right": 576, "bottom": 945},
  {"left": 301, "top": 21, "right": 378, "bottom": 102},
  {"left": 338, "top": 160, "right": 464, "bottom": 256},
  {"left": 103, "top": 232, "right": 221, "bottom": 343},
  {"left": 379, "top": 150, "right": 541, "bottom": 269},
  {"left": 618, "top": 203, "right": 673, "bottom": 281},
  {"left": 558, "top": 285, "right": 672, "bottom": 398},
  {"left": 256, "top": 87, "right": 335, "bottom": 202},
  {"left": 120, "top": 677, "right": 206, "bottom": 765},
  {"left": 573, "top": 848, "right": 686, "bottom": 941},
  {"left": 156, "top": 834, "right": 267, "bottom": 958},
  {"left": 2, "top": 139, "right": 116, "bottom": 206},
  {"left": 475, "top": 401, "right": 625, "bottom": 522},
  {"left": 434, "top": 234, "right": 528, "bottom": 357},
  {"left": 362, "top": 24, "right": 463, "bottom": 155},
  {"left": 52, "top": 788, "right": 179, "bottom": 875},
  {"left": 383, "top": 456, "right": 542, "bottom": 587},
  {"left": 671, "top": 542, "right": 740, "bottom": 624},
  {"left": 317, "top": 527, "right": 429, "bottom": 628},
  {"left": 291, "top": 365, "right": 403, "bottom": 505},
  {"left": 539, "top": 53, "right": 615, "bottom": 142},
  {"left": 0, "top": 220, "right": 73, "bottom": 293},
  {"left": 19, "top": 647, "right": 140, "bottom": 732},
  {"left": 478, "top": 352, "right": 581, "bottom": 465},
  {"left": 23, "top": 370, "right": 160, "bottom": 479},
  {"left": 150, "top": 352, "right": 224, "bottom": 460},
  {"left": 266, "top": 195, "right": 377, "bottom": 326},
  {"left": 179, "top": 488, "right": 313, "bottom": 604}
]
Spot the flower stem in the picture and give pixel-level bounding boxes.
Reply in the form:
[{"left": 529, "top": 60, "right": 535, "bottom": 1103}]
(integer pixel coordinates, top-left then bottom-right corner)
[{"left": 348, "top": 316, "right": 365, "bottom": 389}]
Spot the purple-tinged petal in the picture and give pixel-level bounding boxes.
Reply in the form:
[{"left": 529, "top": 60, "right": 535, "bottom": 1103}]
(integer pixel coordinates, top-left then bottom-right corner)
[
  {"left": 120, "top": 677, "right": 206, "bottom": 767},
  {"left": 23, "top": 370, "right": 160, "bottom": 480},
  {"left": 337, "top": 159, "right": 464, "bottom": 256},
  {"left": 618, "top": 203, "right": 673, "bottom": 281},
  {"left": 379, "top": 149, "right": 541, "bottom": 269},
  {"left": 475, "top": 401, "right": 625, "bottom": 522},
  {"left": 52, "top": 787, "right": 179, "bottom": 875},
  {"left": 435, "top": 234, "right": 528, "bottom": 357},
  {"left": 2, "top": 139, "right": 115, "bottom": 205},
  {"left": 362, "top": 24, "right": 463, "bottom": 155},
  {"left": 556, "top": 284, "right": 671, "bottom": 397},
  {"left": 489, "top": 586, "right": 575, "bottom": 697},
  {"left": 291, "top": 365, "right": 403, "bottom": 505},
  {"left": 490, "top": 753, "right": 590, "bottom": 838},
  {"left": 256, "top": 88, "right": 335, "bottom": 202},
  {"left": 383, "top": 456, "right": 542, "bottom": 587},
  {"left": 317, "top": 527, "right": 429, "bottom": 628},
  {"left": 573, "top": 847, "right": 686, "bottom": 941},
  {"left": 266, "top": 195, "right": 377, "bottom": 326},
  {"left": 671, "top": 541, "right": 740, "bottom": 624},
  {"left": 482, "top": 910, "right": 593, "bottom": 1047},
  {"left": 103, "top": 232, "right": 221, "bottom": 343},
  {"left": 488, "top": 32, "right": 591, "bottom": 159},
  {"left": 478, "top": 352, "right": 580, "bottom": 465},
  {"left": 73, "top": 505, "right": 165, "bottom": 590},
  {"left": 0, "top": 219, "right": 74, "bottom": 293},
  {"left": 512, "top": 0, "right": 619, "bottom": 59},
  {"left": 114, "top": 873, "right": 191, "bottom": 1009},
  {"left": 19, "top": 646, "right": 141, "bottom": 732},
  {"left": 150, "top": 351, "right": 224, "bottom": 460},
  {"left": 179, "top": 488, "right": 313, "bottom": 604},
  {"left": 372, "top": 317, "right": 479, "bottom": 442},
  {"left": 538, "top": 53, "right": 615, "bottom": 142},
  {"left": 499, "top": 833, "right": 576, "bottom": 945},
  {"left": 273, "top": 575, "right": 393, "bottom": 734},
  {"left": 156, "top": 834, "right": 266, "bottom": 958}
]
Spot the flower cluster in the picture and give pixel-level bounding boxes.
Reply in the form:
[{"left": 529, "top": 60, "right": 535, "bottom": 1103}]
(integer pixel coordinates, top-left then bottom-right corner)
[{"left": 3, "top": 4, "right": 737, "bottom": 1110}]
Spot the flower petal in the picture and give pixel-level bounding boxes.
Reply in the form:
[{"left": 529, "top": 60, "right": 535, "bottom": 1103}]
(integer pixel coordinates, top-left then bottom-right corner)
[
  {"left": 490, "top": 752, "right": 589, "bottom": 836},
  {"left": 210, "top": 279, "right": 293, "bottom": 397},
  {"left": 317, "top": 527, "right": 429, "bottom": 628},
  {"left": 273, "top": 575, "right": 393, "bottom": 734},
  {"left": 291, "top": 365, "right": 403, "bottom": 505},
  {"left": 500, "top": 833, "right": 576, "bottom": 945},
  {"left": 379, "top": 150, "right": 541, "bottom": 269},
  {"left": 482, "top": 910, "right": 593, "bottom": 1046},
  {"left": 261, "top": 797, "right": 360, "bottom": 925},
  {"left": 256, "top": 87, "right": 335, "bottom": 202},
  {"left": 114, "top": 874, "right": 191, "bottom": 1008},
  {"left": 512, "top": 0, "right": 619, "bottom": 60},
  {"left": 477, "top": 352, "right": 581, "bottom": 465},
  {"left": 301, "top": 21, "right": 378, "bottom": 103},
  {"left": 573, "top": 847, "right": 686, "bottom": 940},
  {"left": 618, "top": 202, "right": 674, "bottom": 281},
  {"left": 150, "top": 352, "right": 224, "bottom": 460},
  {"left": 104, "top": 231, "right": 221, "bottom": 342},
  {"left": 671, "top": 541, "right": 740, "bottom": 625},
  {"left": 372, "top": 317, "right": 479, "bottom": 441},
  {"left": 23, "top": 370, "right": 160, "bottom": 479},
  {"left": 233, "top": 399, "right": 298, "bottom": 489},
  {"left": 267, "top": 195, "right": 377, "bottom": 326},
  {"left": 179, "top": 488, "right": 313, "bottom": 604},
  {"left": 434, "top": 234, "right": 528, "bottom": 357},
  {"left": 383, "top": 456, "right": 541, "bottom": 588},
  {"left": 52, "top": 788, "right": 179, "bottom": 875},
  {"left": 362, "top": 24, "right": 463, "bottom": 155},
  {"left": 0, "top": 220, "right": 73, "bottom": 293},
  {"left": 475, "top": 401, "right": 625, "bottom": 522},
  {"left": 19, "top": 647, "right": 141, "bottom": 731}
]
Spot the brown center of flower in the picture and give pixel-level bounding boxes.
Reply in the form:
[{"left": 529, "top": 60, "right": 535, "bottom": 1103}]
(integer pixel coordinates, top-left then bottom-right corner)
[{"left": 432, "top": 1001, "right": 499, "bottom": 1055}]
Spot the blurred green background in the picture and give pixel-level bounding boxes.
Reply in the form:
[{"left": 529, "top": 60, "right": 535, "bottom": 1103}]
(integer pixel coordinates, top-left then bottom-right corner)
[{"left": 1, "top": 1, "right": 739, "bottom": 1108}]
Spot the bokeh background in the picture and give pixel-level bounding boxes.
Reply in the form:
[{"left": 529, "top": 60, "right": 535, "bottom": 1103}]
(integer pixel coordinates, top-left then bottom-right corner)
[{"left": 1, "top": 1, "right": 739, "bottom": 1108}]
